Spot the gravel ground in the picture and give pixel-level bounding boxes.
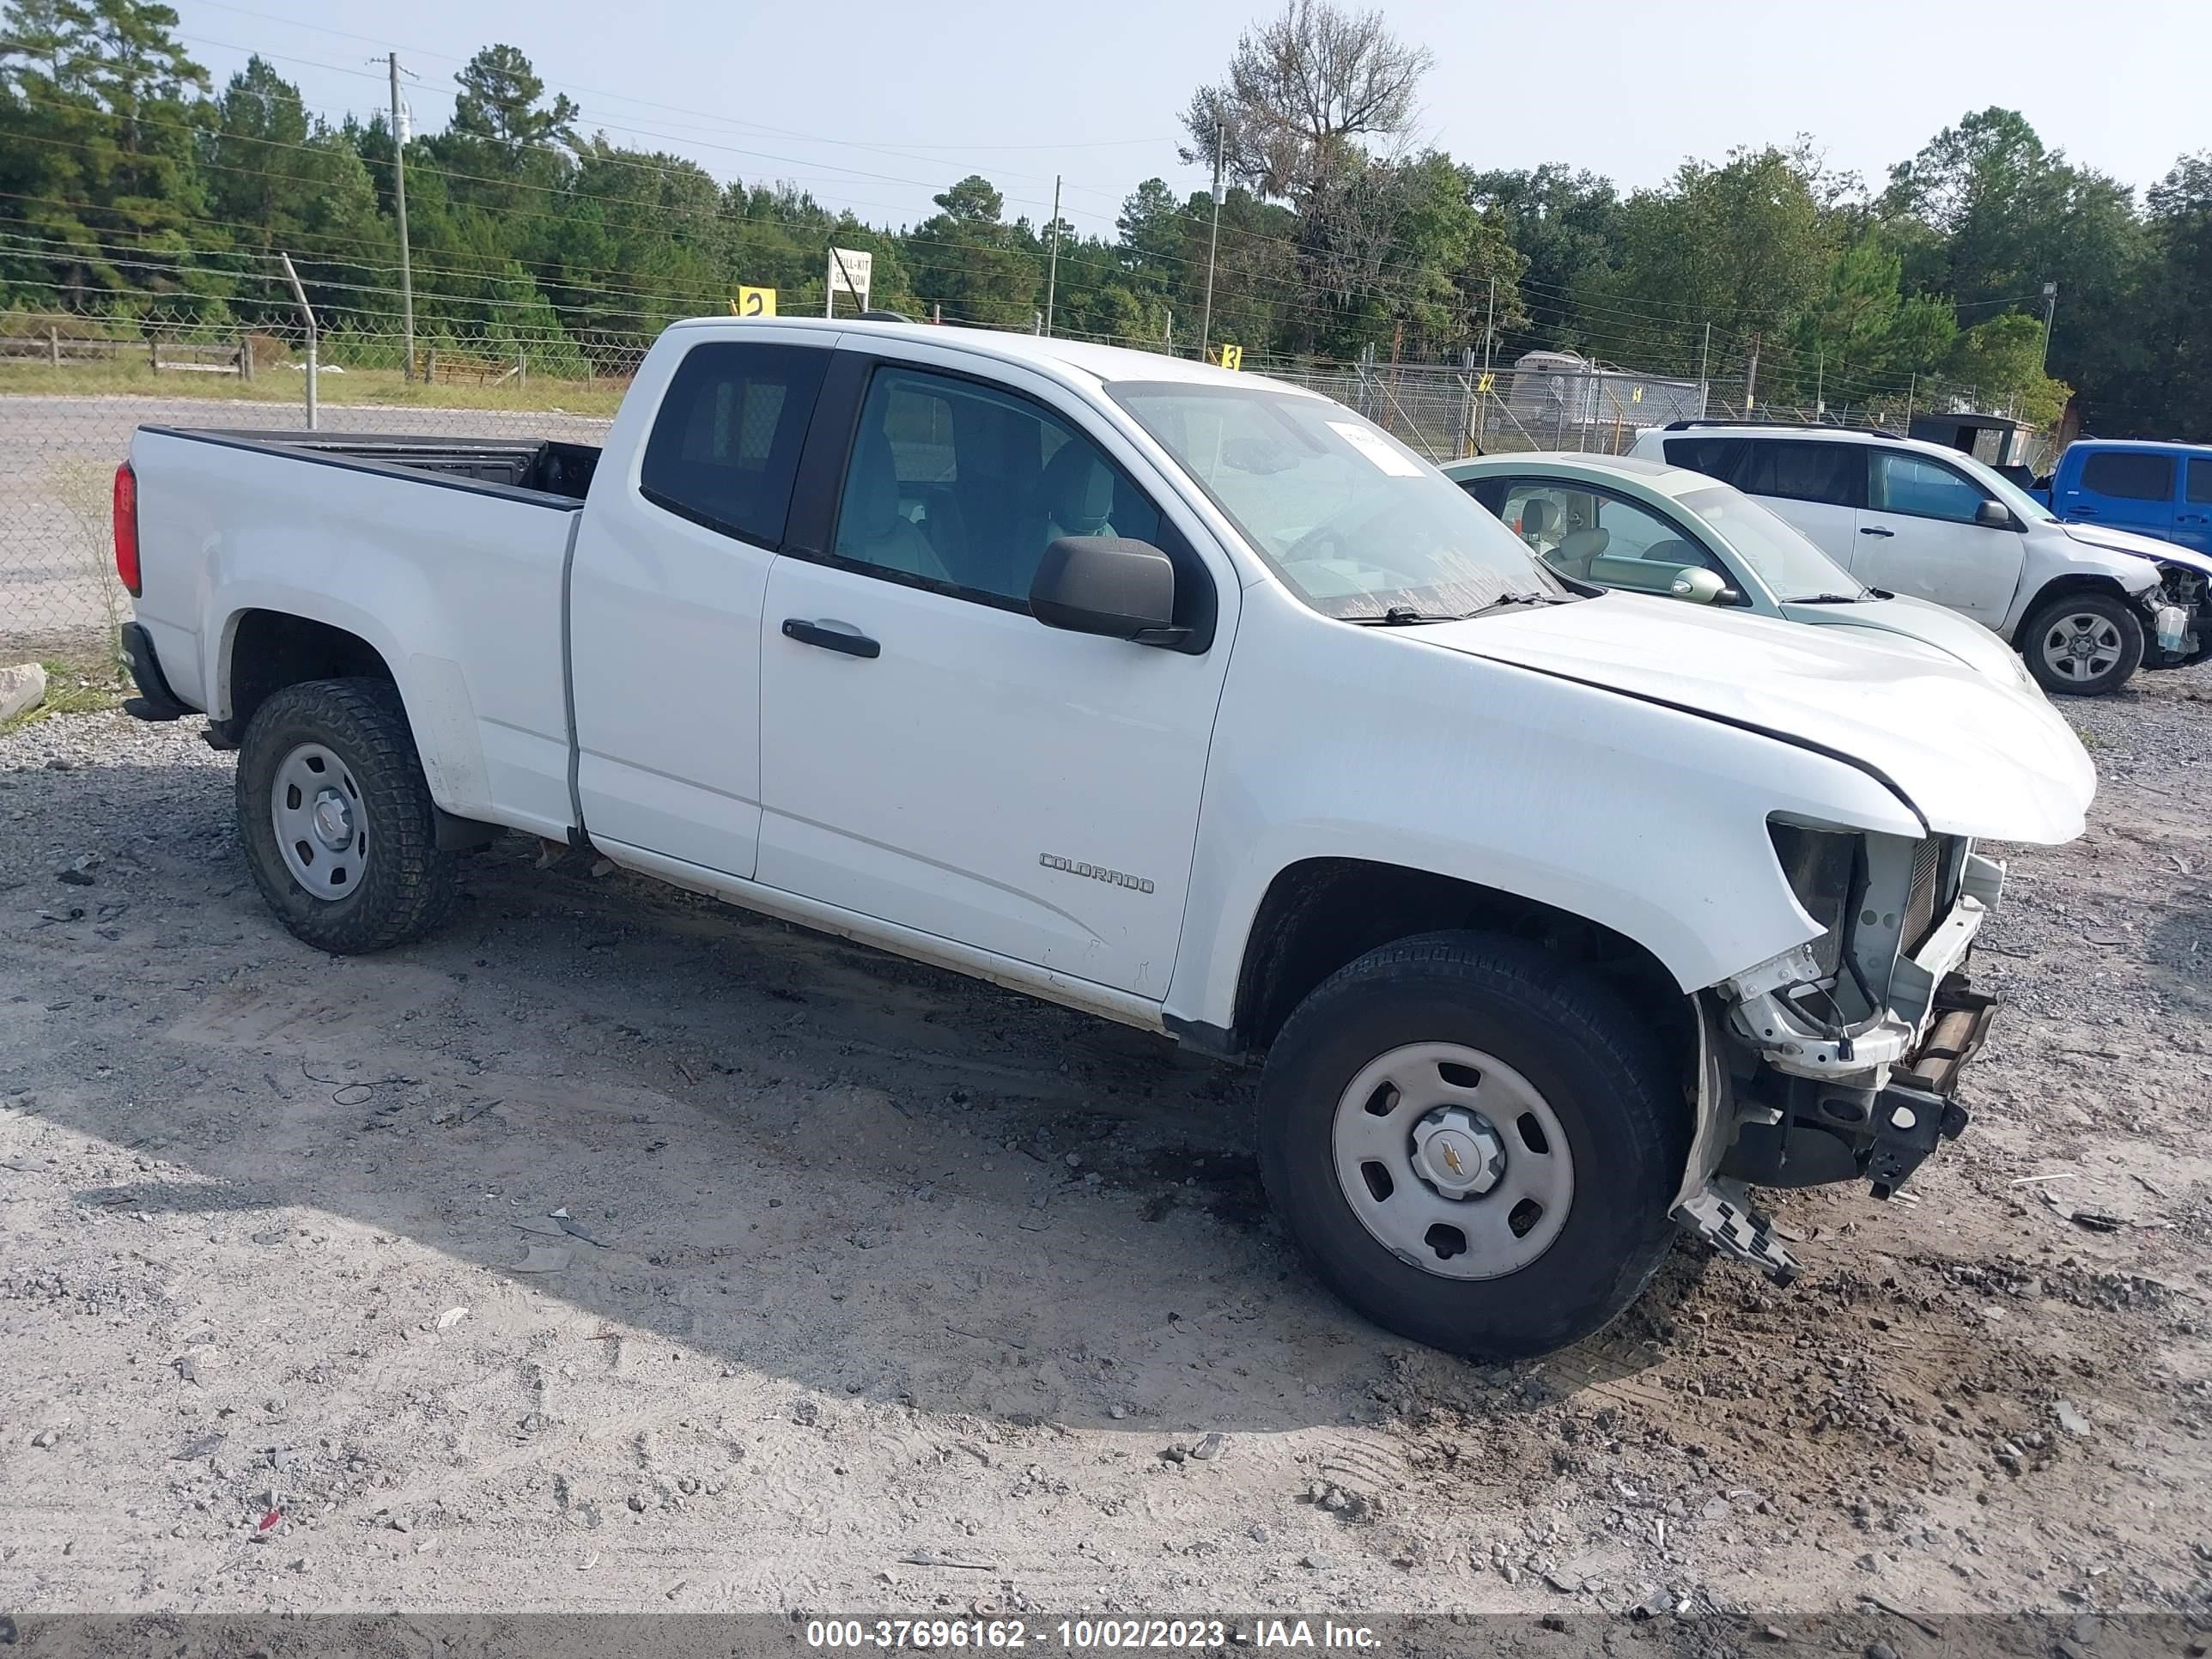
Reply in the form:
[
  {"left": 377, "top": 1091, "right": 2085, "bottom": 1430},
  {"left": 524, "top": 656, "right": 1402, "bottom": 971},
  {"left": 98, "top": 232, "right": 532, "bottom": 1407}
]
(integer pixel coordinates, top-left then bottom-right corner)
[{"left": 0, "top": 667, "right": 2208, "bottom": 1642}]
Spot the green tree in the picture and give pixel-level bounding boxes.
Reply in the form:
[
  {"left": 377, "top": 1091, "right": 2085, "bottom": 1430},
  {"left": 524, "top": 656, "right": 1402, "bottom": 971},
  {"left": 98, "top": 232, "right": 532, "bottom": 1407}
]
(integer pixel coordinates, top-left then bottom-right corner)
[
  {"left": 1589, "top": 145, "right": 1833, "bottom": 379},
  {"left": 909, "top": 174, "right": 1039, "bottom": 329},
  {"left": 1946, "top": 312, "right": 2069, "bottom": 423},
  {"left": 451, "top": 43, "right": 576, "bottom": 155},
  {"left": 1467, "top": 165, "right": 1623, "bottom": 350},
  {"left": 0, "top": 0, "right": 210, "bottom": 311}
]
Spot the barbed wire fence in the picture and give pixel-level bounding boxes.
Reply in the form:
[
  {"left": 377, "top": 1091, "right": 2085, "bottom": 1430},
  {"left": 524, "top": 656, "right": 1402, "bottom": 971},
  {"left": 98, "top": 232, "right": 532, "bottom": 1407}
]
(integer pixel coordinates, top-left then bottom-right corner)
[{"left": 0, "top": 301, "right": 2042, "bottom": 676}]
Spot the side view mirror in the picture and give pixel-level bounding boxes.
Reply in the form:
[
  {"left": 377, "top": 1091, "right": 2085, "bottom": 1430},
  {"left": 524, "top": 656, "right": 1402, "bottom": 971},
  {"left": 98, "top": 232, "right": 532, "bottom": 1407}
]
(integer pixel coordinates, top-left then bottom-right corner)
[
  {"left": 1668, "top": 567, "right": 1731, "bottom": 605},
  {"left": 1974, "top": 498, "right": 2016, "bottom": 531},
  {"left": 1030, "top": 537, "right": 1184, "bottom": 646}
]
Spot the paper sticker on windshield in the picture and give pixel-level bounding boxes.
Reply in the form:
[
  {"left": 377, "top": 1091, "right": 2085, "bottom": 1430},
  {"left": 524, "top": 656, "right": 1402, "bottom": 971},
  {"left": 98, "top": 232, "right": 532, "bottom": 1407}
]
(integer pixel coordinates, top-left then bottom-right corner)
[{"left": 1327, "top": 421, "right": 1424, "bottom": 477}]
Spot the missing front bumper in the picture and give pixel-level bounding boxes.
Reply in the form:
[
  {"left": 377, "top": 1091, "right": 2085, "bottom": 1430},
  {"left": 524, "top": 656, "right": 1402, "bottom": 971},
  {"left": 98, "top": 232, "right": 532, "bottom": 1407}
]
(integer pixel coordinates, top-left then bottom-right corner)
[{"left": 1863, "top": 975, "right": 1995, "bottom": 1197}]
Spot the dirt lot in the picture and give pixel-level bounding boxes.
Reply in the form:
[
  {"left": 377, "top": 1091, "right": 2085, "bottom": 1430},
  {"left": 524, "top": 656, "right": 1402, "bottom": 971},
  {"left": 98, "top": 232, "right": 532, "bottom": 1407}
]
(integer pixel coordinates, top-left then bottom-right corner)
[{"left": 1, "top": 667, "right": 2209, "bottom": 1639}]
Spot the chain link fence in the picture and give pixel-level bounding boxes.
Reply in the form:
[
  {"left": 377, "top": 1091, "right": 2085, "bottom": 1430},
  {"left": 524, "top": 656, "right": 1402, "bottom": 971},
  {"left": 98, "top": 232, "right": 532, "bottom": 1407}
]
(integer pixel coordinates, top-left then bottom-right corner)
[
  {"left": 0, "top": 309, "right": 624, "bottom": 670},
  {"left": 0, "top": 307, "right": 2051, "bottom": 673}
]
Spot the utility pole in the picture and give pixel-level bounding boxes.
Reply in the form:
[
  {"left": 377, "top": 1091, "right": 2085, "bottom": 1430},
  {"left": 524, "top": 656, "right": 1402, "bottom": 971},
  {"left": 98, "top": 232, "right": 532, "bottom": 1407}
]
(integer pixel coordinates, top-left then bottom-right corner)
[
  {"left": 2039, "top": 281, "right": 2059, "bottom": 373},
  {"left": 1200, "top": 124, "right": 1224, "bottom": 356},
  {"left": 1744, "top": 331, "right": 1760, "bottom": 415},
  {"left": 1474, "top": 273, "right": 1496, "bottom": 453},
  {"left": 389, "top": 53, "right": 414, "bottom": 382},
  {"left": 1043, "top": 175, "right": 1060, "bottom": 337},
  {"left": 279, "top": 252, "right": 318, "bottom": 430},
  {"left": 1698, "top": 320, "right": 1711, "bottom": 385},
  {"left": 1815, "top": 349, "right": 1824, "bottom": 417}
]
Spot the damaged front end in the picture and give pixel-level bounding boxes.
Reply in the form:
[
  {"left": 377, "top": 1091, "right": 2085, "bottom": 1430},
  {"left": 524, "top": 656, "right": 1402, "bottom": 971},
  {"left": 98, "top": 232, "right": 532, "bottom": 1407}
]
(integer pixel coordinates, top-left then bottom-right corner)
[
  {"left": 2147, "top": 562, "right": 2212, "bottom": 668},
  {"left": 1673, "top": 819, "right": 2007, "bottom": 1282}
]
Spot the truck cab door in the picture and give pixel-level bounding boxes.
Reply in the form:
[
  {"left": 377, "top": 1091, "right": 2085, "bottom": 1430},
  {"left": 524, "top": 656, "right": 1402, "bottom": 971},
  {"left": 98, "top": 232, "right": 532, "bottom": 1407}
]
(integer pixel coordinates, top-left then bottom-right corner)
[
  {"left": 755, "top": 352, "right": 1233, "bottom": 1001},
  {"left": 1853, "top": 449, "right": 2023, "bottom": 629},
  {"left": 567, "top": 336, "right": 833, "bottom": 878},
  {"left": 2061, "top": 448, "right": 2179, "bottom": 542}
]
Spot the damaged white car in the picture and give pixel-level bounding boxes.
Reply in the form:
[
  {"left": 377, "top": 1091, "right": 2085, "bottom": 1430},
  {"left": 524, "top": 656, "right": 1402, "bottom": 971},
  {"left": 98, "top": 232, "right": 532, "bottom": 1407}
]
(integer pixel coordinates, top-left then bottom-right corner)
[{"left": 113, "top": 319, "right": 2094, "bottom": 1357}]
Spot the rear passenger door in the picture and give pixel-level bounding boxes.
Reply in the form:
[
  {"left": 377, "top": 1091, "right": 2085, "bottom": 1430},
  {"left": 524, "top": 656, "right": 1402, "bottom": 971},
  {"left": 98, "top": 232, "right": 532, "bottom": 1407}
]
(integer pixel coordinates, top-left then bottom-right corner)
[
  {"left": 2061, "top": 448, "right": 2179, "bottom": 542},
  {"left": 754, "top": 349, "right": 1234, "bottom": 1000},
  {"left": 2177, "top": 457, "right": 2212, "bottom": 555},
  {"left": 1855, "top": 450, "right": 2024, "bottom": 628},
  {"left": 568, "top": 334, "right": 831, "bottom": 878}
]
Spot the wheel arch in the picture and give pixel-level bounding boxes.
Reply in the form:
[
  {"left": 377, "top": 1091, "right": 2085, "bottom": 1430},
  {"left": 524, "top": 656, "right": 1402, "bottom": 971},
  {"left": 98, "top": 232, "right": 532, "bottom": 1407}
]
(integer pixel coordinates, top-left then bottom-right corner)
[
  {"left": 1181, "top": 855, "right": 1698, "bottom": 1089},
  {"left": 2007, "top": 572, "right": 2143, "bottom": 645}
]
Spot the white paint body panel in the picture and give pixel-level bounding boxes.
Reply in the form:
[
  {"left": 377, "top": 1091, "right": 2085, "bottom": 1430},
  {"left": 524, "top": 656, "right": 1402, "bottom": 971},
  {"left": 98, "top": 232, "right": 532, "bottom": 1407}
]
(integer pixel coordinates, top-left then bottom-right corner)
[
  {"left": 126, "top": 430, "right": 578, "bottom": 839},
  {"left": 128, "top": 321, "right": 2092, "bottom": 1055}
]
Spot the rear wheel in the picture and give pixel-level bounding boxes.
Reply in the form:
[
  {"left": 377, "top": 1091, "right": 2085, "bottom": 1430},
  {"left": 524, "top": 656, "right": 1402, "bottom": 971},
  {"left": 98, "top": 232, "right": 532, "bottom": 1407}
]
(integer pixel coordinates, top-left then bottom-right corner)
[
  {"left": 235, "top": 678, "right": 461, "bottom": 953},
  {"left": 1256, "top": 932, "right": 1687, "bottom": 1360},
  {"left": 2021, "top": 591, "right": 2142, "bottom": 696}
]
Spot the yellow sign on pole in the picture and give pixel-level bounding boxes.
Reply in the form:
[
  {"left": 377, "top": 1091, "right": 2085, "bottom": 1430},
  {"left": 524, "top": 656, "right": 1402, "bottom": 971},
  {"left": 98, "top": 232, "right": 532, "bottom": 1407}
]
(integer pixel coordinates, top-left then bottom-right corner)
[
  {"left": 732, "top": 286, "right": 777, "bottom": 318},
  {"left": 1475, "top": 371, "right": 1494, "bottom": 393},
  {"left": 1630, "top": 385, "right": 1644, "bottom": 404},
  {"left": 1218, "top": 343, "right": 1243, "bottom": 371}
]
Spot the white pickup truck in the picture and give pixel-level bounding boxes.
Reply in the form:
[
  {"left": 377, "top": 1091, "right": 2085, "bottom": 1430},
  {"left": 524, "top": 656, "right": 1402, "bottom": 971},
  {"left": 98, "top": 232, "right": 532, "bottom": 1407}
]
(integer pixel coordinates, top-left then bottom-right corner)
[{"left": 113, "top": 317, "right": 2096, "bottom": 1359}]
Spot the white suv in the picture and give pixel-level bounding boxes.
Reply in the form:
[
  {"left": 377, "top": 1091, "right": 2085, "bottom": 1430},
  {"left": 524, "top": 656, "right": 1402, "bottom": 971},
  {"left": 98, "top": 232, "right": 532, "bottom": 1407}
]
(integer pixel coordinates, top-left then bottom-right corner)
[{"left": 1628, "top": 422, "right": 2212, "bottom": 696}]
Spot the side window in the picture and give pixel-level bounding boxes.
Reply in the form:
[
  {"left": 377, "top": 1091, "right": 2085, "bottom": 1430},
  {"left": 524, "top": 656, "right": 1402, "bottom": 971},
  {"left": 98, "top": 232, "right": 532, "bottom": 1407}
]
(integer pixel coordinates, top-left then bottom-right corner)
[
  {"left": 1662, "top": 436, "right": 1747, "bottom": 485},
  {"left": 1869, "top": 452, "right": 1986, "bottom": 523},
  {"left": 1498, "top": 481, "right": 1727, "bottom": 594},
  {"left": 640, "top": 341, "right": 829, "bottom": 546},
  {"left": 1498, "top": 481, "right": 1577, "bottom": 553},
  {"left": 2080, "top": 450, "right": 2177, "bottom": 502},
  {"left": 2189, "top": 459, "right": 2212, "bottom": 505},
  {"left": 833, "top": 366, "right": 1163, "bottom": 607},
  {"left": 1741, "top": 441, "right": 1864, "bottom": 507},
  {"left": 1458, "top": 477, "right": 1510, "bottom": 517}
]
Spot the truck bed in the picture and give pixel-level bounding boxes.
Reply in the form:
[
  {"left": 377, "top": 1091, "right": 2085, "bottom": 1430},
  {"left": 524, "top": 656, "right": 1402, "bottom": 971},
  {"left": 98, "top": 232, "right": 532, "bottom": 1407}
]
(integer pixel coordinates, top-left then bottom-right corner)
[
  {"left": 127, "top": 423, "right": 593, "bottom": 841},
  {"left": 139, "top": 428, "right": 603, "bottom": 502}
]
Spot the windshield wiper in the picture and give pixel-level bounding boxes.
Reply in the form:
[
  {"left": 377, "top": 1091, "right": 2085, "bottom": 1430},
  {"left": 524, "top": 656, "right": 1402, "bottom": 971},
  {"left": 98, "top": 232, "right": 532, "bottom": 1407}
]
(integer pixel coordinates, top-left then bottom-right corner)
[
  {"left": 1347, "top": 606, "right": 1464, "bottom": 626},
  {"left": 1462, "top": 591, "right": 1576, "bottom": 617},
  {"left": 1790, "top": 592, "right": 1868, "bottom": 605}
]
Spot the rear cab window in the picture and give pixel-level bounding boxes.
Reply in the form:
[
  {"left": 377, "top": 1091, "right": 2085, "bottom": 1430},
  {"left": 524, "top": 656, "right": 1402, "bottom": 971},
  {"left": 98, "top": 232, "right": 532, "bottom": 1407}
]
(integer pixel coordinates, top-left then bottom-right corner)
[
  {"left": 2079, "top": 450, "right": 2178, "bottom": 502},
  {"left": 641, "top": 341, "right": 831, "bottom": 547},
  {"left": 2190, "top": 459, "right": 2212, "bottom": 505}
]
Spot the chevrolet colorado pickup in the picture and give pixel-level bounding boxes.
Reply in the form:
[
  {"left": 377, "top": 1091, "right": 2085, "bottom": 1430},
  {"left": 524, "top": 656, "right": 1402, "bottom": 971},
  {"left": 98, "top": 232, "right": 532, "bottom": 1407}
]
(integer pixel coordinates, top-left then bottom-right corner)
[{"left": 112, "top": 317, "right": 2096, "bottom": 1359}]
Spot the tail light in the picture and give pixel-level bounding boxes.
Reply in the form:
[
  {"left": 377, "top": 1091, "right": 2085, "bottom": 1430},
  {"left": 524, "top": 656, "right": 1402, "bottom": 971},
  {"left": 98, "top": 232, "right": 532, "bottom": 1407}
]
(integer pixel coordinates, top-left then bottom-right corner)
[{"left": 112, "top": 461, "right": 140, "bottom": 596}]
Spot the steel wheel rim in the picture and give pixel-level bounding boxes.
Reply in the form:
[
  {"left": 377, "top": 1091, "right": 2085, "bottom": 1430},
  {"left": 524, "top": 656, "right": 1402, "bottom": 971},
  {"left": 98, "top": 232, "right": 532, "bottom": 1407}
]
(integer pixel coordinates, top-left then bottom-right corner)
[
  {"left": 2039, "top": 611, "right": 2123, "bottom": 683},
  {"left": 1331, "top": 1041, "right": 1575, "bottom": 1280},
  {"left": 270, "top": 741, "right": 367, "bottom": 900}
]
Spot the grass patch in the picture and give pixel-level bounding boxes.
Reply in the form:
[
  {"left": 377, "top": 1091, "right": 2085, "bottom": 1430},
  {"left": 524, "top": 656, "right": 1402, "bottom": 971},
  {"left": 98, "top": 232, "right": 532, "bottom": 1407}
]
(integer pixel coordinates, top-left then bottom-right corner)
[
  {"left": 0, "top": 657, "right": 124, "bottom": 733},
  {"left": 0, "top": 359, "right": 626, "bottom": 417}
]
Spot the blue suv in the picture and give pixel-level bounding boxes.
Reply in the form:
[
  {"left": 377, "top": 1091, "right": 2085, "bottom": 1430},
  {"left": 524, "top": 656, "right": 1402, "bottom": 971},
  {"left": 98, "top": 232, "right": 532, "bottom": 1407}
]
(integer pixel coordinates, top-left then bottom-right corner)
[{"left": 2040, "top": 441, "right": 2212, "bottom": 556}]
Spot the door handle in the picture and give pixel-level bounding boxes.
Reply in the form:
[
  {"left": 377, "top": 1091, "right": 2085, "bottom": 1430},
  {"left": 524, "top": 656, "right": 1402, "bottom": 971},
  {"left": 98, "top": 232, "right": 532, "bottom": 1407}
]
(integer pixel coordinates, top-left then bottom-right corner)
[
  {"left": 1858, "top": 526, "right": 1894, "bottom": 538},
  {"left": 781, "top": 618, "right": 880, "bottom": 659},
  {"left": 2179, "top": 514, "right": 2209, "bottom": 525},
  {"left": 2070, "top": 505, "right": 2099, "bottom": 516}
]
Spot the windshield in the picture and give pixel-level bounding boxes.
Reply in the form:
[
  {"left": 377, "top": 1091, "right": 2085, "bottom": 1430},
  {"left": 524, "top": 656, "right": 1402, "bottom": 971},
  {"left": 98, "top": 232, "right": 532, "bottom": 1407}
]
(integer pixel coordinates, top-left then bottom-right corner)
[
  {"left": 1678, "top": 485, "right": 1868, "bottom": 603},
  {"left": 1109, "top": 381, "right": 1568, "bottom": 620},
  {"left": 1941, "top": 447, "right": 2056, "bottom": 523}
]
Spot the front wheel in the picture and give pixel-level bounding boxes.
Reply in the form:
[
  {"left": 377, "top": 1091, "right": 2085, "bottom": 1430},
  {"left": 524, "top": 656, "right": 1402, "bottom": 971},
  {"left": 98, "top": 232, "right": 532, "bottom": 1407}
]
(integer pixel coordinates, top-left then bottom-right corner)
[
  {"left": 1256, "top": 933, "right": 1689, "bottom": 1360},
  {"left": 2021, "top": 591, "right": 2143, "bottom": 696},
  {"left": 235, "top": 678, "right": 463, "bottom": 953}
]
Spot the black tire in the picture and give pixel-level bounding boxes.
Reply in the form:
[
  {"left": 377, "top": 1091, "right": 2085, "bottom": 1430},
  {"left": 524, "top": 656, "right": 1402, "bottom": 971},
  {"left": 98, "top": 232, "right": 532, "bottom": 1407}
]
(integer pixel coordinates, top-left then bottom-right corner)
[
  {"left": 1256, "top": 932, "right": 1687, "bottom": 1360},
  {"left": 235, "top": 678, "right": 461, "bottom": 953},
  {"left": 2020, "top": 590, "right": 2143, "bottom": 696}
]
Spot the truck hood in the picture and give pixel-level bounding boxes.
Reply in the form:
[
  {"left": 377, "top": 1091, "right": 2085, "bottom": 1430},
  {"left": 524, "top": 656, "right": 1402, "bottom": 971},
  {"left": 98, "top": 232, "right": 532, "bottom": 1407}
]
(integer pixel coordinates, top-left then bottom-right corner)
[
  {"left": 2061, "top": 522, "right": 2212, "bottom": 578},
  {"left": 1778, "top": 592, "right": 2037, "bottom": 692},
  {"left": 1419, "top": 595, "right": 2094, "bottom": 844}
]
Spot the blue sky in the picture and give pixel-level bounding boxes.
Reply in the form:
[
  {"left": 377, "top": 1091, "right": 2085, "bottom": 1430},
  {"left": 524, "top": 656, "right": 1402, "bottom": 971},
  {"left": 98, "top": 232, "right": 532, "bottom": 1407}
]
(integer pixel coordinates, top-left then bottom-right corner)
[{"left": 173, "top": 0, "right": 2209, "bottom": 232}]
